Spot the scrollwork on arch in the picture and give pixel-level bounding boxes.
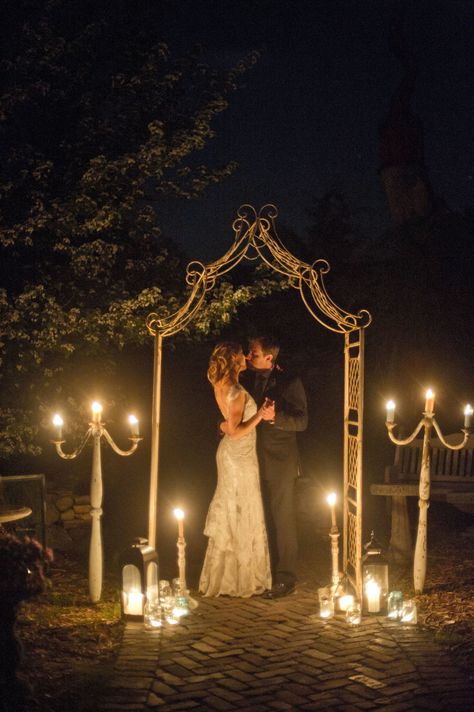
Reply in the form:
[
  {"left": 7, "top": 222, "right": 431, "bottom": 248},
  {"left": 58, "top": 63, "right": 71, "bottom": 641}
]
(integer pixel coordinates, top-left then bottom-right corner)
[{"left": 146, "top": 204, "right": 372, "bottom": 337}]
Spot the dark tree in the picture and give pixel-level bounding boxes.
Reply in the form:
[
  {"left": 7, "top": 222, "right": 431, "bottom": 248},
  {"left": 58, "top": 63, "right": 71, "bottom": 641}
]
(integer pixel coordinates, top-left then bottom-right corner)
[{"left": 0, "top": 0, "right": 270, "bottom": 457}]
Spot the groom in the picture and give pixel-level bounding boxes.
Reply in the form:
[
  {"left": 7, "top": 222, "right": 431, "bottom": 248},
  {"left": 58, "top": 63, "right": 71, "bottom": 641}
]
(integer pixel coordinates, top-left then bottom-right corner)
[{"left": 242, "top": 335, "right": 308, "bottom": 599}]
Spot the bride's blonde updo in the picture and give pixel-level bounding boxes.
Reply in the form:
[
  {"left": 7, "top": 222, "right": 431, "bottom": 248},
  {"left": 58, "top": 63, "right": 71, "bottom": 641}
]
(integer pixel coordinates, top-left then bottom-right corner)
[{"left": 207, "top": 342, "right": 243, "bottom": 386}]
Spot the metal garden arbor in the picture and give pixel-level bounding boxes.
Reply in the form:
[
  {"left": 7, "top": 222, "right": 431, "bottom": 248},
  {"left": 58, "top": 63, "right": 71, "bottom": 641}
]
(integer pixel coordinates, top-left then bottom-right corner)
[{"left": 146, "top": 204, "right": 371, "bottom": 595}]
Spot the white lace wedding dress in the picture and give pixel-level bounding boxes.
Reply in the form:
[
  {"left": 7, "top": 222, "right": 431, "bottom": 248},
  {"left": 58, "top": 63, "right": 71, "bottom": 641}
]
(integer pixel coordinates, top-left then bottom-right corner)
[{"left": 199, "top": 384, "right": 272, "bottom": 597}]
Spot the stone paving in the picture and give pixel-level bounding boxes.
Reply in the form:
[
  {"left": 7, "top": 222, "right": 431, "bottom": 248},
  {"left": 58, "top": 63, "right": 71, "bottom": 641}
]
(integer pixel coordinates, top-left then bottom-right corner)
[{"left": 98, "top": 563, "right": 474, "bottom": 712}]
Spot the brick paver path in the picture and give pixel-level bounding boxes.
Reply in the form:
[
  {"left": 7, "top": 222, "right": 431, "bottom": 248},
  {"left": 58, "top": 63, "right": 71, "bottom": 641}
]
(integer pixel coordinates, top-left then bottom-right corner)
[{"left": 99, "top": 569, "right": 473, "bottom": 711}]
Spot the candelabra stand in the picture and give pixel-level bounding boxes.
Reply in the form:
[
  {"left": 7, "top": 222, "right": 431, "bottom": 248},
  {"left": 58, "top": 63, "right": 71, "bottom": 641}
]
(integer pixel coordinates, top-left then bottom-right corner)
[
  {"left": 53, "top": 417, "right": 141, "bottom": 603},
  {"left": 329, "top": 525, "right": 341, "bottom": 593},
  {"left": 177, "top": 532, "right": 187, "bottom": 592},
  {"left": 386, "top": 412, "right": 470, "bottom": 594},
  {"left": 176, "top": 533, "right": 198, "bottom": 610}
]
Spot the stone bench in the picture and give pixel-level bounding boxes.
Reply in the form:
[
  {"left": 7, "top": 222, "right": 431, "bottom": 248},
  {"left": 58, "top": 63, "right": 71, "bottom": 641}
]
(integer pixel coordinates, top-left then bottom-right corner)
[{"left": 370, "top": 432, "right": 474, "bottom": 561}]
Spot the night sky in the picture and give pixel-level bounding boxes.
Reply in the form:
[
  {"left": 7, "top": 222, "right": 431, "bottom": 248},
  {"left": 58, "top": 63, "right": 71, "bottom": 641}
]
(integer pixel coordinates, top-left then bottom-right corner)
[{"left": 156, "top": 0, "right": 474, "bottom": 261}]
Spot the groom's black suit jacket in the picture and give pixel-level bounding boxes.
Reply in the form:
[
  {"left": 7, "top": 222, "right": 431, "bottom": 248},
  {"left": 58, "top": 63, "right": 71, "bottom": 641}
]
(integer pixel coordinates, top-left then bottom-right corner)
[{"left": 241, "top": 367, "right": 308, "bottom": 483}]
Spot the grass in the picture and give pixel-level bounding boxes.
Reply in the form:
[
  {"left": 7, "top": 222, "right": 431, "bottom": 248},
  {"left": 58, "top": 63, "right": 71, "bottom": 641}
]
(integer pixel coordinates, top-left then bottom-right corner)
[{"left": 16, "top": 551, "right": 123, "bottom": 712}]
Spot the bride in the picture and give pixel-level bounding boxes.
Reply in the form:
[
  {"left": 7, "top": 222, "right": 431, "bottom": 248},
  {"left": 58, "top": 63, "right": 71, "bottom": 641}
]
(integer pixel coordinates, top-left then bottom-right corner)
[{"left": 199, "top": 342, "right": 272, "bottom": 597}]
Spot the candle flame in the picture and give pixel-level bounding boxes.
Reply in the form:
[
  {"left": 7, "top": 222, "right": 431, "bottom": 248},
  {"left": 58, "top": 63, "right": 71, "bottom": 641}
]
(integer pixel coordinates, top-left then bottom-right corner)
[
  {"left": 173, "top": 507, "right": 185, "bottom": 520},
  {"left": 91, "top": 401, "right": 103, "bottom": 415},
  {"left": 52, "top": 414, "right": 63, "bottom": 427},
  {"left": 128, "top": 414, "right": 138, "bottom": 425},
  {"left": 386, "top": 400, "right": 395, "bottom": 411},
  {"left": 326, "top": 492, "right": 336, "bottom": 507},
  {"left": 425, "top": 388, "right": 434, "bottom": 399},
  {"left": 464, "top": 405, "right": 473, "bottom": 416},
  {"left": 365, "top": 578, "right": 380, "bottom": 594}
]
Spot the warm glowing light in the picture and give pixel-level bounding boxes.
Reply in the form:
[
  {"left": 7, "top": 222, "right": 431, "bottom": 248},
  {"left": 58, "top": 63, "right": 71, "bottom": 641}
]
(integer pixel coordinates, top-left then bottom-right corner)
[
  {"left": 52, "top": 413, "right": 64, "bottom": 440},
  {"left": 128, "top": 414, "right": 139, "bottom": 436},
  {"left": 401, "top": 599, "right": 417, "bottom": 624},
  {"left": 172, "top": 603, "right": 189, "bottom": 619},
  {"left": 386, "top": 400, "right": 395, "bottom": 423},
  {"left": 365, "top": 578, "right": 381, "bottom": 613},
  {"left": 318, "top": 587, "right": 334, "bottom": 619},
  {"left": 338, "top": 594, "right": 354, "bottom": 612},
  {"left": 424, "top": 389, "right": 435, "bottom": 414},
  {"left": 326, "top": 493, "right": 337, "bottom": 528},
  {"left": 147, "top": 617, "right": 162, "bottom": 629},
  {"left": 125, "top": 589, "right": 143, "bottom": 616},
  {"left": 464, "top": 404, "right": 473, "bottom": 428},
  {"left": 91, "top": 401, "right": 103, "bottom": 422},
  {"left": 345, "top": 600, "right": 362, "bottom": 625},
  {"left": 174, "top": 508, "right": 185, "bottom": 538}
]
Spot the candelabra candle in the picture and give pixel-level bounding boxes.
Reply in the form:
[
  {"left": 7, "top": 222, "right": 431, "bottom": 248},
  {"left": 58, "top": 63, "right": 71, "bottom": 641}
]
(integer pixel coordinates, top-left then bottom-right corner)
[
  {"left": 52, "top": 414, "right": 64, "bottom": 441},
  {"left": 128, "top": 414, "right": 139, "bottom": 437},
  {"left": 91, "top": 401, "right": 103, "bottom": 423},
  {"left": 464, "top": 405, "right": 473, "bottom": 429},
  {"left": 386, "top": 400, "right": 395, "bottom": 424},
  {"left": 173, "top": 508, "right": 185, "bottom": 539},
  {"left": 424, "top": 389, "right": 435, "bottom": 414}
]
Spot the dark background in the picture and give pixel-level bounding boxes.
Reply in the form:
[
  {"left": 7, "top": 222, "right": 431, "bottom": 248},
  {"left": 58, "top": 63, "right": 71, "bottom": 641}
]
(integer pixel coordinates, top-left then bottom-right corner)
[{"left": 157, "top": 0, "right": 474, "bottom": 259}]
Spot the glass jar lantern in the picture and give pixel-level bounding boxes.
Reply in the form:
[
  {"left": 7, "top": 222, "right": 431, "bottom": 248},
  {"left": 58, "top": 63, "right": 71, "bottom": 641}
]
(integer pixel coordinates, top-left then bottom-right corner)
[
  {"left": 119, "top": 537, "right": 159, "bottom": 621},
  {"left": 362, "top": 531, "right": 389, "bottom": 615},
  {"left": 387, "top": 590, "right": 404, "bottom": 620}
]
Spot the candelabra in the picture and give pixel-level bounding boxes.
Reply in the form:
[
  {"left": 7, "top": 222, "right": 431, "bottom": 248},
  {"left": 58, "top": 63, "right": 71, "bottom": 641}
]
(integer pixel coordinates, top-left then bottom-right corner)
[
  {"left": 385, "top": 391, "right": 471, "bottom": 593},
  {"left": 52, "top": 403, "right": 142, "bottom": 603}
]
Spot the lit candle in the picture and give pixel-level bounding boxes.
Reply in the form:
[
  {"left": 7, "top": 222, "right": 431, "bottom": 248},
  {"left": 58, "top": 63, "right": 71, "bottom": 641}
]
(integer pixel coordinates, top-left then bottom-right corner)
[
  {"left": 400, "top": 599, "right": 417, "bottom": 624},
  {"left": 128, "top": 414, "right": 139, "bottom": 436},
  {"left": 345, "top": 600, "right": 361, "bottom": 625},
  {"left": 173, "top": 508, "right": 184, "bottom": 539},
  {"left": 52, "top": 413, "right": 64, "bottom": 441},
  {"left": 365, "top": 579, "right": 381, "bottom": 613},
  {"left": 172, "top": 600, "right": 189, "bottom": 619},
  {"left": 386, "top": 400, "right": 395, "bottom": 423},
  {"left": 126, "top": 589, "right": 144, "bottom": 616},
  {"left": 91, "top": 401, "right": 103, "bottom": 423},
  {"left": 387, "top": 590, "right": 404, "bottom": 620},
  {"left": 338, "top": 594, "right": 354, "bottom": 612},
  {"left": 327, "top": 493, "right": 337, "bottom": 528},
  {"left": 424, "top": 389, "right": 435, "bottom": 414},
  {"left": 318, "top": 587, "right": 335, "bottom": 619},
  {"left": 464, "top": 404, "right": 473, "bottom": 429}
]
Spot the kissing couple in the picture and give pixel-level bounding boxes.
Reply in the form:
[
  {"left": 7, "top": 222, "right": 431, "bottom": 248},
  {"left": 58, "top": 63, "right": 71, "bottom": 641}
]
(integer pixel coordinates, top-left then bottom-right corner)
[{"left": 199, "top": 336, "right": 308, "bottom": 599}]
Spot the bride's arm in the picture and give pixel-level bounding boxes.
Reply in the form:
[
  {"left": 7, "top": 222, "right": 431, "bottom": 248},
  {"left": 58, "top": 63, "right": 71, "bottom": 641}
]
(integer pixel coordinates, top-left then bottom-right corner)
[{"left": 226, "top": 391, "right": 266, "bottom": 440}]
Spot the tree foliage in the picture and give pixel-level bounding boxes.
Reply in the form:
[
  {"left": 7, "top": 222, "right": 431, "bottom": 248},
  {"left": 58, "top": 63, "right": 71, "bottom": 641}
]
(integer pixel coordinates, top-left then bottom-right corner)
[{"left": 0, "top": 0, "right": 272, "bottom": 457}]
